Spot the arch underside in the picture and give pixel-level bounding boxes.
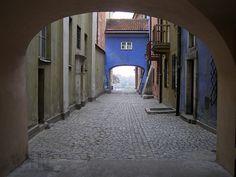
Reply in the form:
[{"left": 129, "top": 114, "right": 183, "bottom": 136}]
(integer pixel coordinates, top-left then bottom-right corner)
[{"left": 105, "top": 64, "right": 147, "bottom": 92}]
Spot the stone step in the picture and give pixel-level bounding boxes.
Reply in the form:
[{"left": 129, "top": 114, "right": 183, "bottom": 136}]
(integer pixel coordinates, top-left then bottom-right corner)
[
  {"left": 142, "top": 94, "right": 154, "bottom": 99},
  {"left": 180, "top": 113, "right": 197, "bottom": 124},
  {"left": 145, "top": 107, "right": 176, "bottom": 114}
]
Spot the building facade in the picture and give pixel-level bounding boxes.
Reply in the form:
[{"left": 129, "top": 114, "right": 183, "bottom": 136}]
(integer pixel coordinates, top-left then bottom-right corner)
[
  {"left": 26, "top": 12, "right": 106, "bottom": 137},
  {"left": 105, "top": 19, "right": 149, "bottom": 92},
  {"left": 180, "top": 28, "right": 217, "bottom": 129},
  {"left": 145, "top": 17, "right": 178, "bottom": 108},
  {"left": 145, "top": 17, "right": 217, "bottom": 129}
]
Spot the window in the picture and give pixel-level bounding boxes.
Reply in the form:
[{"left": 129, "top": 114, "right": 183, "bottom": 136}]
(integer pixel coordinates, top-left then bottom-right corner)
[
  {"left": 171, "top": 54, "right": 177, "bottom": 89},
  {"left": 69, "top": 17, "right": 72, "bottom": 66},
  {"left": 39, "top": 26, "right": 51, "bottom": 62},
  {"left": 84, "top": 33, "right": 88, "bottom": 56},
  {"left": 121, "top": 42, "right": 132, "bottom": 50},
  {"left": 39, "top": 27, "right": 48, "bottom": 59},
  {"left": 188, "top": 33, "right": 195, "bottom": 48},
  {"left": 127, "top": 42, "right": 132, "bottom": 49},
  {"left": 156, "top": 61, "right": 159, "bottom": 84},
  {"left": 77, "top": 26, "right": 81, "bottom": 49},
  {"left": 164, "top": 58, "right": 168, "bottom": 88},
  {"left": 121, "top": 42, "right": 126, "bottom": 50}
]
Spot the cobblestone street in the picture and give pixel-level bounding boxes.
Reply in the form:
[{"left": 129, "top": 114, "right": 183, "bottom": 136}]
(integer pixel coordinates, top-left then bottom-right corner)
[{"left": 8, "top": 92, "right": 231, "bottom": 177}]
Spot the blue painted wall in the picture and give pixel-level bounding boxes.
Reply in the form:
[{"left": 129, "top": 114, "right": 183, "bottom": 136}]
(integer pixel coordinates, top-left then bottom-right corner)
[
  {"left": 180, "top": 28, "right": 217, "bottom": 128},
  {"left": 105, "top": 33, "right": 149, "bottom": 91},
  {"left": 180, "top": 29, "right": 188, "bottom": 113}
]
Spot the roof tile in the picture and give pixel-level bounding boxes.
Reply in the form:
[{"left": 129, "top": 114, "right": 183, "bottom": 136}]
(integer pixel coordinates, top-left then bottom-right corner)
[{"left": 106, "top": 19, "right": 148, "bottom": 31}]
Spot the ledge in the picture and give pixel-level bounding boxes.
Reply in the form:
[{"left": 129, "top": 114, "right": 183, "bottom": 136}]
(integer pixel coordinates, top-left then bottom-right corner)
[
  {"left": 69, "top": 104, "right": 76, "bottom": 112},
  {"left": 28, "top": 125, "right": 40, "bottom": 140},
  {"left": 142, "top": 94, "right": 154, "bottom": 99},
  {"left": 145, "top": 107, "right": 176, "bottom": 114},
  {"left": 75, "top": 54, "right": 87, "bottom": 62},
  {"left": 196, "top": 120, "right": 216, "bottom": 134},
  {"left": 39, "top": 57, "right": 51, "bottom": 64},
  {"left": 180, "top": 113, "right": 197, "bottom": 124},
  {"left": 95, "top": 44, "right": 105, "bottom": 54},
  {"left": 47, "top": 113, "right": 63, "bottom": 123}
]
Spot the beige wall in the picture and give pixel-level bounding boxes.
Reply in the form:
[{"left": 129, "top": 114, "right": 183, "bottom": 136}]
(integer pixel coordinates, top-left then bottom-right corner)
[
  {"left": 150, "top": 17, "right": 159, "bottom": 98},
  {"left": 25, "top": 13, "right": 105, "bottom": 128},
  {"left": 25, "top": 20, "right": 64, "bottom": 128},
  {"left": 70, "top": 14, "right": 91, "bottom": 105},
  {"left": 151, "top": 60, "right": 159, "bottom": 97},
  {"left": 95, "top": 46, "right": 105, "bottom": 96},
  {"left": 44, "top": 20, "right": 63, "bottom": 121},
  {"left": 26, "top": 13, "right": 105, "bottom": 128},
  {"left": 97, "top": 12, "right": 106, "bottom": 50},
  {"left": 135, "top": 66, "right": 142, "bottom": 90},
  {"left": 162, "top": 22, "right": 178, "bottom": 108},
  {"left": 69, "top": 14, "right": 89, "bottom": 106},
  {"left": 25, "top": 35, "right": 39, "bottom": 127}
]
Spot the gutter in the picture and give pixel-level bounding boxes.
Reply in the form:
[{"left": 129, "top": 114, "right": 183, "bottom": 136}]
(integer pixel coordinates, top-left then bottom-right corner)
[{"left": 105, "top": 30, "right": 149, "bottom": 34}]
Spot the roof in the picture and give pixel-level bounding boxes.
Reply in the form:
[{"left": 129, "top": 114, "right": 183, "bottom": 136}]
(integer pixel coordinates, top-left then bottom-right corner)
[{"left": 105, "top": 19, "right": 148, "bottom": 32}]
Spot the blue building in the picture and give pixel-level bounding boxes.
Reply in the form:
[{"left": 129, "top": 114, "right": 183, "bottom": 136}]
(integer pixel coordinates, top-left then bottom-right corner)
[
  {"left": 105, "top": 19, "right": 149, "bottom": 92},
  {"left": 180, "top": 28, "right": 217, "bottom": 129}
]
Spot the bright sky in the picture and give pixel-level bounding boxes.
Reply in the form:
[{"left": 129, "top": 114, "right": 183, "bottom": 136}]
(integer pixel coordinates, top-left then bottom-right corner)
[
  {"left": 113, "top": 66, "right": 135, "bottom": 77},
  {"left": 111, "top": 12, "right": 134, "bottom": 19}
]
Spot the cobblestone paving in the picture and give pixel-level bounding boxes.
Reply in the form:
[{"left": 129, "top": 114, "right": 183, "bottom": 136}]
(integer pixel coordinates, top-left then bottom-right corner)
[{"left": 29, "top": 92, "right": 216, "bottom": 162}]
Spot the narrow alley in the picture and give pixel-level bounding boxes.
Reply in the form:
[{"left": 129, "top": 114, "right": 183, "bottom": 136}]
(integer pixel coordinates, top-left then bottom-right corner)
[{"left": 8, "top": 92, "right": 230, "bottom": 177}]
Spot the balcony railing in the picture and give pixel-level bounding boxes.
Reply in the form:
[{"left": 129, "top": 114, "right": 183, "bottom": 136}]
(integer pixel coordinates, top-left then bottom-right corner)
[
  {"left": 146, "top": 41, "right": 160, "bottom": 61},
  {"left": 153, "top": 24, "right": 170, "bottom": 43},
  {"left": 146, "top": 24, "right": 170, "bottom": 61}
]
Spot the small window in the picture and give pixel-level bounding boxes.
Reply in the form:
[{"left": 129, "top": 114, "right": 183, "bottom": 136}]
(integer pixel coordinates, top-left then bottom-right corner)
[
  {"left": 121, "top": 42, "right": 132, "bottom": 50},
  {"left": 171, "top": 54, "right": 177, "bottom": 90},
  {"left": 156, "top": 63, "right": 159, "bottom": 84},
  {"left": 39, "top": 27, "right": 47, "bottom": 58},
  {"left": 84, "top": 33, "right": 88, "bottom": 56},
  {"left": 188, "top": 33, "right": 195, "bottom": 48},
  {"left": 126, "top": 42, "right": 132, "bottom": 49},
  {"left": 39, "top": 26, "right": 50, "bottom": 61},
  {"left": 164, "top": 58, "right": 168, "bottom": 88},
  {"left": 69, "top": 17, "right": 72, "bottom": 66},
  {"left": 77, "top": 26, "right": 81, "bottom": 49},
  {"left": 121, "top": 42, "right": 126, "bottom": 50}
]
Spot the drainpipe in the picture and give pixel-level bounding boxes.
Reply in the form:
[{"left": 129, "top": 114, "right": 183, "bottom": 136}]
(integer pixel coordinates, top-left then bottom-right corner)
[
  {"left": 149, "top": 16, "right": 151, "bottom": 41},
  {"left": 194, "top": 41, "right": 198, "bottom": 119},
  {"left": 159, "top": 54, "right": 163, "bottom": 103},
  {"left": 158, "top": 19, "right": 163, "bottom": 104},
  {"left": 147, "top": 16, "right": 152, "bottom": 72},
  {"left": 176, "top": 27, "right": 181, "bottom": 116}
]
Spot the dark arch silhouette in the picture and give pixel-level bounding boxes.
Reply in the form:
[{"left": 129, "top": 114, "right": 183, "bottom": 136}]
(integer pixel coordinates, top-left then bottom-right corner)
[{"left": 0, "top": 1, "right": 235, "bottom": 175}]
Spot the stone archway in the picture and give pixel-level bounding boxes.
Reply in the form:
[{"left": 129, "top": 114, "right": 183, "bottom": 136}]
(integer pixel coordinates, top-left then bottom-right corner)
[
  {"left": 107, "top": 65, "right": 146, "bottom": 92},
  {"left": 0, "top": 0, "right": 235, "bottom": 176}
]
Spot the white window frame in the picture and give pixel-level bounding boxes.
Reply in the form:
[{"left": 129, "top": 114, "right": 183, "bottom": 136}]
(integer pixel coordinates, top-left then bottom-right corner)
[
  {"left": 39, "top": 27, "right": 47, "bottom": 59},
  {"left": 121, "top": 42, "right": 132, "bottom": 50}
]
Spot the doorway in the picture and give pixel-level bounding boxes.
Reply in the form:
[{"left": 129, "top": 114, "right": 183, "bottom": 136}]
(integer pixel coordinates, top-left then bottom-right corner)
[
  {"left": 80, "top": 64, "right": 84, "bottom": 100},
  {"left": 186, "top": 59, "right": 194, "bottom": 114},
  {"left": 38, "top": 68, "right": 45, "bottom": 124}
]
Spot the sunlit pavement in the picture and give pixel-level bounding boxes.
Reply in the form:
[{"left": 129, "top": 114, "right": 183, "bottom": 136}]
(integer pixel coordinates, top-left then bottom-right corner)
[{"left": 8, "top": 92, "right": 232, "bottom": 177}]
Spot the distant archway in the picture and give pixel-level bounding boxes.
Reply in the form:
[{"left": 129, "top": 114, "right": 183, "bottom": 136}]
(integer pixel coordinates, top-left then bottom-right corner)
[
  {"left": 108, "top": 65, "right": 145, "bottom": 93},
  {"left": 105, "top": 64, "right": 146, "bottom": 91}
]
